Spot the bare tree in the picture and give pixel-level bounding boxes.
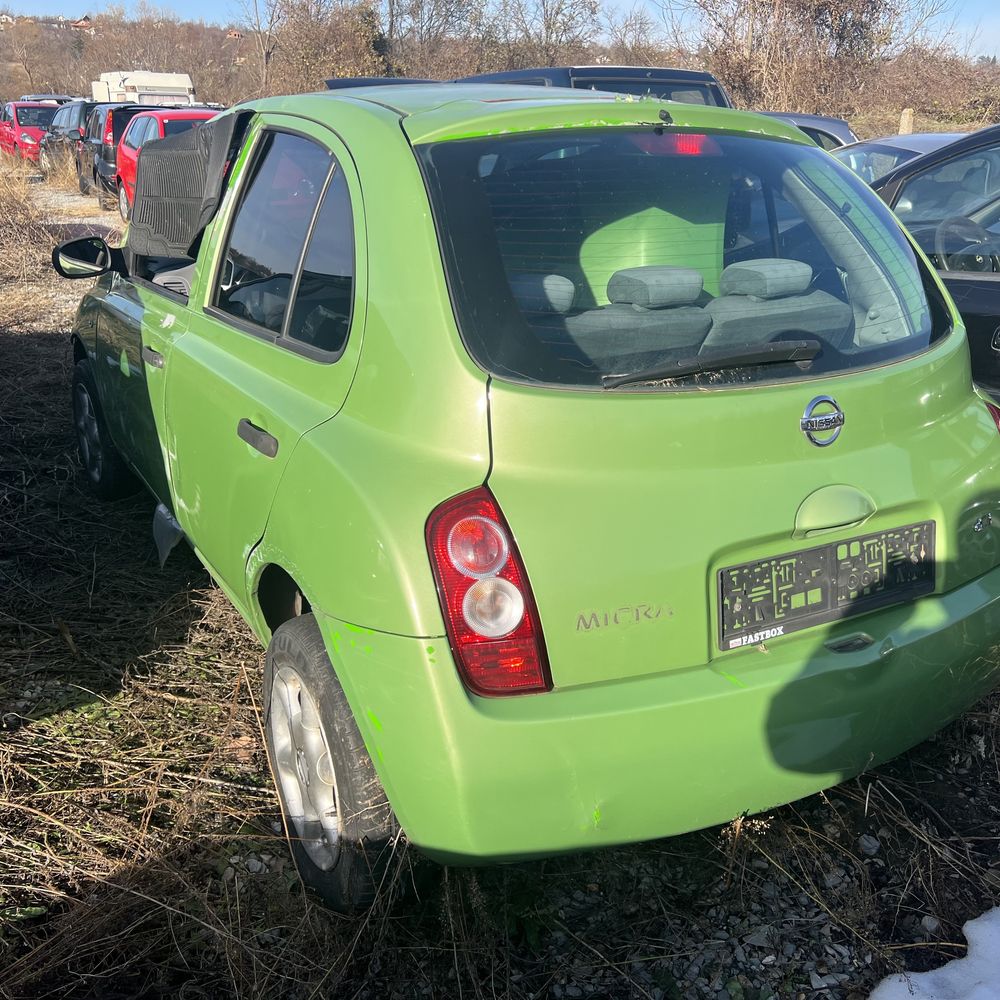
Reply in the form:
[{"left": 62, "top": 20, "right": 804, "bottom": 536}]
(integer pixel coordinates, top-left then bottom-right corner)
[{"left": 235, "top": 0, "right": 283, "bottom": 95}]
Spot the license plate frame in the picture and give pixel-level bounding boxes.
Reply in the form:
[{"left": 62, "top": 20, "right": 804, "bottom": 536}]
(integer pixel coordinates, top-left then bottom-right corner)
[{"left": 718, "top": 521, "right": 935, "bottom": 651}]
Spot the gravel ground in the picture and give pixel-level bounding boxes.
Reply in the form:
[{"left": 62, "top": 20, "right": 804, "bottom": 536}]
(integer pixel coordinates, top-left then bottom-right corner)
[{"left": 2, "top": 166, "right": 1000, "bottom": 1000}]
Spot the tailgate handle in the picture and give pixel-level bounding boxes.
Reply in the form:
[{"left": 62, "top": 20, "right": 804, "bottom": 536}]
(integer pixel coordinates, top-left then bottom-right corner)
[
  {"left": 794, "top": 484, "right": 876, "bottom": 539},
  {"left": 237, "top": 418, "right": 279, "bottom": 459},
  {"left": 141, "top": 346, "right": 164, "bottom": 369}
]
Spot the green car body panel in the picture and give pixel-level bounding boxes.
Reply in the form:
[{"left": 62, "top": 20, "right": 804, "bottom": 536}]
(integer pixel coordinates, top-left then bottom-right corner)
[{"left": 64, "top": 85, "right": 1000, "bottom": 861}]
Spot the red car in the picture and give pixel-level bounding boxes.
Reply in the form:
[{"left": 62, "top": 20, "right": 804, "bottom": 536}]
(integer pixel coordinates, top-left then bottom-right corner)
[
  {"left": 115, "top": 108, "right": 216, "bottom": 219},
  {"left": 0, "top": 102, "right": 58, "bottom": 162}
]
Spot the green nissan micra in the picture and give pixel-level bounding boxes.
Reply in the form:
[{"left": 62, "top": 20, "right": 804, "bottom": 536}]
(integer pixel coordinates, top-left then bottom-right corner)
[{"left": 52, "top": 84, "right": 1000, "bottom": 910}]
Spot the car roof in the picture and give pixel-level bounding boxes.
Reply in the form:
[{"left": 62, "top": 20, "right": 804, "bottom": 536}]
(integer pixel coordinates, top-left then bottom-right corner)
[
  {"left": 10, "top": 101, "right": 56, "bottom": 108},
  {"left": 274, "top": 83, "right": 807, "bottom": 144},
  {"left": 131, "top": 108, "right": 218, "bottom": 119}
]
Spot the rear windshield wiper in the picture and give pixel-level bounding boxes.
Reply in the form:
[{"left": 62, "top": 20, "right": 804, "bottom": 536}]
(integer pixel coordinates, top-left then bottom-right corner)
[{"left": 602, "top": 340, "right": 821, "bottom": 389}]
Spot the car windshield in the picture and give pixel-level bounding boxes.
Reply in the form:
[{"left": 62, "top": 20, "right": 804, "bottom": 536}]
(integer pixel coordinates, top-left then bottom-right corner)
[
  {"left": 832, "top": 143, "right": 921, "bottom": 183},
  {"left": 16, "top": 106, "right": 56, "bottom": 128},
  {"left": 418, "top": 127, "right": 948, "bottom": 389}
]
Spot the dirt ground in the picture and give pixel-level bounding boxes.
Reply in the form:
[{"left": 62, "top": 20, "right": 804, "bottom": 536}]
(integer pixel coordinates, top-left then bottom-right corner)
[{"left": 3, "top": 163, "right": 1000, "bottom": 1000}]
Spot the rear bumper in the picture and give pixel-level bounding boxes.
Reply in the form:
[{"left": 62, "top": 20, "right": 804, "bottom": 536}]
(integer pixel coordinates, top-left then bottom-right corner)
[{"left": 319, "top": 565, "right": 1000, "bottom": 861}]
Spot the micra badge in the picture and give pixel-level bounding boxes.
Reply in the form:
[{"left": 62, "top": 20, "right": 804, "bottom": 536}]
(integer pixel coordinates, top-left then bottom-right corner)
[{"left": 576, "top": 604, "right": 673, "bottom": 631}]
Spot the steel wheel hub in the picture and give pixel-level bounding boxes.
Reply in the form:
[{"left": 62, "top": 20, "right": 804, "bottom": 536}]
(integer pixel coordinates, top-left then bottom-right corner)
[
  {"left": 73, "top": 382, "right": 102, "bottom": 482},
  {"left": 269, "top": 665, "right": 341, "bottom": 870}
]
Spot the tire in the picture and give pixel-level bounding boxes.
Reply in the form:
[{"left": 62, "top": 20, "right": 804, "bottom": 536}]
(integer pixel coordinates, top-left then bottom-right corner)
[
  {"left": 95, "top": 174, "right": 113, "bottom": 210},
  {"left": 71, "top": 360, "right": 139, "bottom": 500},
  {"left": 77, "top": 160, "right": 89, "bottom": 193},
  {"left": 264, "top": 615, "right": 396, "bottom": 912},
  {"left": 39, "top": 148, "right": 52, "bottom": 177},
  {"left": 118, "top": 182, "right": 130, "bottom": 221}
]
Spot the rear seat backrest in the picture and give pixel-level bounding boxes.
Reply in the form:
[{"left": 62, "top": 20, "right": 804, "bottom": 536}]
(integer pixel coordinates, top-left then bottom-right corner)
[
  {"left": 562, "top": 265, "right": 712, "bottom": 366},
  {"left": 701, "top": 258, "right": 854, "bottom": 352}
]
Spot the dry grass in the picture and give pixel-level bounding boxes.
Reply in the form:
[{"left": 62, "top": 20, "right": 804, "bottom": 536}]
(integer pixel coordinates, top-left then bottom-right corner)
[
  {"left": 0, "top": 163, "right": 51, "bottom": 284},
  {"left": 3, "top": 159, "right": 1000, "bottom": 1000}
]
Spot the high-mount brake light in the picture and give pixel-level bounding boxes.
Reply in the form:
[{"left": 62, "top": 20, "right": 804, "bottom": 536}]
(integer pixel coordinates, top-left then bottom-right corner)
[
  {"left": 987, "top": 401, "right": 1000, "bottom": 434},
  {"left": 673, "top": 133, "right": 711, "bottom": 155},
  {"left": 426, "top": 487, "right": 551, "bottom": 696}
]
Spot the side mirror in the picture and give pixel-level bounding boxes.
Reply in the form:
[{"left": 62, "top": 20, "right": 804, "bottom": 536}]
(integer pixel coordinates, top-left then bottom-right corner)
[
  {"left": 51, "top": 236, "right": 113, "bottom": 278},
  {"left": 895, "top": 197, "right": 914, "bottom": 215},
  {"left": 71, "top": 127, "right": 83, "bottom": 140}
]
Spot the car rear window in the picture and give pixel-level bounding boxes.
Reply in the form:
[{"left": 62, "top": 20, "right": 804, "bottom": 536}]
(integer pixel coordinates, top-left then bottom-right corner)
[
  {"left": 575, "top": 79, "right": 726, "bottom": 106},
  {"left": 418, "top": 128, "right": 950, "bottom": 390},
  {"left": 163, "top": 117, "right": 209, "bottom": 137},
  {"left": 16, "top": 106, "right": 56, "bottom": 128}
]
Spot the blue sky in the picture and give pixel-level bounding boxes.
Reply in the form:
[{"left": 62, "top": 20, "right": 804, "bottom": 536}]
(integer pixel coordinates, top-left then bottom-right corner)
[{"left": 12, "top": 0, "right": 1000, "bottom": 56}]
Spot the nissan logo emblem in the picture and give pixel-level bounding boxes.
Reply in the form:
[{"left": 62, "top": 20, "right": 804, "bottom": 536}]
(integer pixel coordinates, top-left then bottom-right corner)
[{"left": 801, "top": 395, "right": 844, "bottom": 447}]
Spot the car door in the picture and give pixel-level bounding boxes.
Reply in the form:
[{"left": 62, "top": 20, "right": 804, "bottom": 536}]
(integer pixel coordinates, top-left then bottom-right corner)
[
  {"left": 878, "top": 137, "right": 1000, "bottom": 389},
  {"left": 162, "top": 114, "right": 367, "bottom": 607},
  {"left": 0, "top": 105, "right": 12, "bottom": 154},
  {"left": 92, "top": 273, "right": 173, "bottom": 501},
  {"left": 117, "top": 117, "right": 143, "bottom": 197}
]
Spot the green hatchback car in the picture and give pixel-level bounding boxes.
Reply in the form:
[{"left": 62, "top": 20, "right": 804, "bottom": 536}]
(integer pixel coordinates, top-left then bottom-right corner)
[{"left": 53, "top": 84, "right": 1000, "bottom": 910}]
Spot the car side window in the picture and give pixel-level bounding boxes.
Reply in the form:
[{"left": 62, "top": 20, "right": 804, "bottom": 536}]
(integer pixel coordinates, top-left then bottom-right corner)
[
  {"left": 121, "top": 119, "right": 141, "bottom": 150},
  {"left": 803, "top": 128, "right": 839, "bottom": 151},
  {"left": 896, "top": 146, "right": 1000, "bottom": 226},
  {"left": 214, "top": 130, "right": 332, "bottom": 335},
  {"left": 284, "top": 167, "right": 355, "bottom": 356}
]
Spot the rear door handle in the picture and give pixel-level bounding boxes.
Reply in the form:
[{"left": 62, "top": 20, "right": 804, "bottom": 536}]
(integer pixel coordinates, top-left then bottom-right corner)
[
  {"left": 141, "top": 346, "right": 164, "bottom": 369},
  {"left": 237, "top": 418, "right": 279, "bottom": 458}
]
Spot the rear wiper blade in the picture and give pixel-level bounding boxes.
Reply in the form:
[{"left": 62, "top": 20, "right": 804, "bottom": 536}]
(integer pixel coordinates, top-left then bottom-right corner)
[{"left": 602, "top": 340, "right": 821, "bottom": 389}]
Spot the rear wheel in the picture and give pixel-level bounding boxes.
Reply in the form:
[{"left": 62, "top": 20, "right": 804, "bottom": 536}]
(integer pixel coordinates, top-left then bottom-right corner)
[
  {"left": 71, "top": 361, "right": 138, "bottom": 500},
  {"left": 118, "top": 182, "right": 130, "bottom": 221},
  {"left": 77, "top": 159, "right": 89, "bottom": 193},
  {"left": 264, "top": 615, "right": 396, "bottom": 912}
]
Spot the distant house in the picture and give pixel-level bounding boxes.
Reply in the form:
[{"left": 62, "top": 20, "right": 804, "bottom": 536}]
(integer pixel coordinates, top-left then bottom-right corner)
[
  {"left": 226, "top": 28, "right": 244, "bottom": 39},
  {"left": 70, "top": 15, "right": 92, "bottom": 31}
]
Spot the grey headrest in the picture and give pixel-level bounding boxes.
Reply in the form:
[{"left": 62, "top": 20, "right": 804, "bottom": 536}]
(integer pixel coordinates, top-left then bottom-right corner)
[
  {"left": 508, "top": 273, "right": 575, "bottom": 314},
  {"left": 720, "top": 259, "right": 812, "bottom": 300},
  {"left": 607, "top": 266, "right": 704, "bottom": 309}
]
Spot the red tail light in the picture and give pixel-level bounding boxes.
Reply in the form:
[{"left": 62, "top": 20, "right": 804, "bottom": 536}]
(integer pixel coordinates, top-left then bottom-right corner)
[
  {"left": 103, "top": 114, "right": 114, "bottom": 146},
  {"left": 426, "top": 487, "right": 551, "bottom": 697},
  {"left": 987, "top": 401, "right": 1000, "bottom": 433}
]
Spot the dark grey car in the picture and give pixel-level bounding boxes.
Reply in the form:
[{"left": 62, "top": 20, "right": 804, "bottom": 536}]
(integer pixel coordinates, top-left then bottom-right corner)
[{"left": 39, "top": 100, "right": 98, "bottom": 180}]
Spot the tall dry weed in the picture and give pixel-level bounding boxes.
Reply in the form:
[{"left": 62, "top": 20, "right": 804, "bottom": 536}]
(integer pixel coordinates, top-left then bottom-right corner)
[{"left": 0, "top": 163, "right": 51, "bottom": 284}]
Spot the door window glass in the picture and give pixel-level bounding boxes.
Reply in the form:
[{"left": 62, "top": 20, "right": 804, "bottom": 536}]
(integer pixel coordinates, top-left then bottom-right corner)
[
  {"left": 214, "top": 130, "right": 331, "bottom": 334},
  {"left": 895, "top": 144, "right": 1000, "bottom": 272},
  {"left": 121, "top": 118, "right": 142, "bottom": 149},
  {"left": 285, "top": 167, "right": 355, "bottom": 355}
]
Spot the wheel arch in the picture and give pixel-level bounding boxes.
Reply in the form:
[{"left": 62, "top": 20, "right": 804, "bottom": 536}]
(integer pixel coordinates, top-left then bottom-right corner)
[
  {"left": 252, "top": 560, "right": 313, "bottom": 642},
  {"left": 70, "top": 333, "right": 87, "bottom": 365}
]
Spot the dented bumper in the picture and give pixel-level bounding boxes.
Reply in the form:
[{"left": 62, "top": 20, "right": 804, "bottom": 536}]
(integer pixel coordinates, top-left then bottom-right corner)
[{"left": 317, "top": 565, "right": 1000, "bottom": 861}]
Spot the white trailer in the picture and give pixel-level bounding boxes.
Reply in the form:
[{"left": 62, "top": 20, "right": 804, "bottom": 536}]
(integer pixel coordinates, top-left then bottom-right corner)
[{"left": 90, "top": 71, "right": 197, "bottom": 106}]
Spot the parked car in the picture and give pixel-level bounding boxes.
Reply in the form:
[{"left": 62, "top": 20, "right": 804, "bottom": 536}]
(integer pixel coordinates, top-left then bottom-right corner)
[
  {"left": 759, "top": 112, "right": 858, "bottom": 149},
  {"left": 865, "top": 124, "right": 1000, "bottom": 390},
  {"left": 456, "top": 65, "right": 733, "bottom": 106},
  {"left": 18, "top": 93, "right": 76, "bottom": 104},
  {"left": 81, "top": 102, "right": 171, "bottom": 208},
  {"left": 0, "top": 101, "right": 58, "bottom": 161},
  {"left": 51, "top": 84, "right": 1000, "bottom": 911},
  {"left": 115, "top": 108, "right": 217, "bottom": 219},
  {"left": 834, "top": 132, "right": 965, "bottom": 183},
  {"left": 38, "top": 99, "right": 98, "bottom": 177}
]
